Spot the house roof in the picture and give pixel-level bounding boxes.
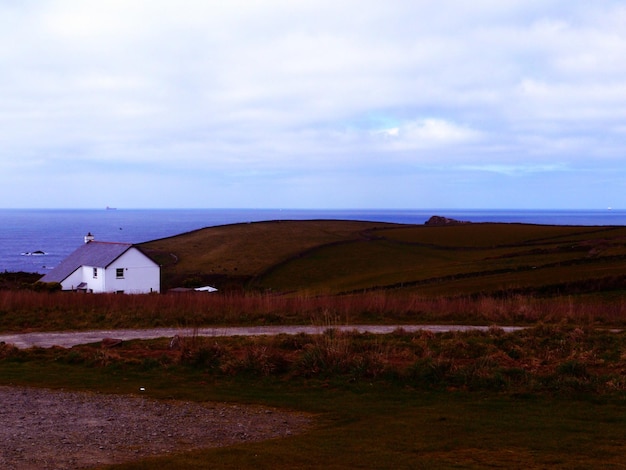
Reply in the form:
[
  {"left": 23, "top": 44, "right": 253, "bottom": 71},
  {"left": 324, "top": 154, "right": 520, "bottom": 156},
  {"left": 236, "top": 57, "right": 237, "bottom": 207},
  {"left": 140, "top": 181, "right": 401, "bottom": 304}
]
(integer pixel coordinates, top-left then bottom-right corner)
[{"left": 40, "top": 241, "right": 135, "bottom": 284}]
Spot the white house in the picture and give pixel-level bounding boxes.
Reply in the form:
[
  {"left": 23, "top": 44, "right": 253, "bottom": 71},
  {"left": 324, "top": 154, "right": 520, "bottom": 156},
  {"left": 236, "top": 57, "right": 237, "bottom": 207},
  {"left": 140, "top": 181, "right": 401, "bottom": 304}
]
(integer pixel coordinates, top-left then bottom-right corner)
[{"left": 40, "top": 234, "right": 160, "bottom": 294}]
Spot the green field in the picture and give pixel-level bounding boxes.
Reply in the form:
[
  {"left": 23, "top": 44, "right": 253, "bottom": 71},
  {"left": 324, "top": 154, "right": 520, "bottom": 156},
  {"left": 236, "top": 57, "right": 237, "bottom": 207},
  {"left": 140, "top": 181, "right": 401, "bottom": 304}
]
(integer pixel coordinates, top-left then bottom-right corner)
[
  {"left": 139, "top": 220, "right": 626, "bottom": 296},
  {"left": 140, "top": 220, "right": 398, "bottom": 290}
]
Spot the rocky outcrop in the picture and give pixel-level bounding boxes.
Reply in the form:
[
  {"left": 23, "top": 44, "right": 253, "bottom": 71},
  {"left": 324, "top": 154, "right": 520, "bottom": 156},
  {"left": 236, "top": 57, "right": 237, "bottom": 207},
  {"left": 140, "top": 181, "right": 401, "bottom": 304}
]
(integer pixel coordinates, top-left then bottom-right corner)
[{"left": 424, "top": 215, "right": 471, "bottom": 226}]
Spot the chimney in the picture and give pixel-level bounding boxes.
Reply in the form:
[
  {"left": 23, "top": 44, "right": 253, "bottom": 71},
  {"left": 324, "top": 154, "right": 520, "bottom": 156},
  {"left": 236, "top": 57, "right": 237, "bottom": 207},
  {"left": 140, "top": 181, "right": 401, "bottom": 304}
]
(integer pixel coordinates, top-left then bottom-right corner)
[{"left": 84, "top": 232, "right": 95, "bottom": 244}]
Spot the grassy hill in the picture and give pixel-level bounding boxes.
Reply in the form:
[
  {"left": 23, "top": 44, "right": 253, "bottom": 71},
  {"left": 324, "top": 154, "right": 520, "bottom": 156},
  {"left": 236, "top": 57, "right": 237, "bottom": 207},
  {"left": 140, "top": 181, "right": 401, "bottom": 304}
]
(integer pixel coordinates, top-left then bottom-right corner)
[
  {"left": 139, "top": 220, "right": 399, "bottom": 291},
  {"left": 140, "top": 220, "right": 626, "bottom": 297}
]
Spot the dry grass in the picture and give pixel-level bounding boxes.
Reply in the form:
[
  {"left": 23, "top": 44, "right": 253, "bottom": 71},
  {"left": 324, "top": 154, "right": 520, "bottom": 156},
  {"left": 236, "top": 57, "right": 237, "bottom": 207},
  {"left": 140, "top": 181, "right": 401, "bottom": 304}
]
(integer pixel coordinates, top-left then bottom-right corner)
[
  {"left": 7, "top": 325, "right": 626, "bottom": 395},
  {"left": 2, "top": 289, "right": 626, "bottom": 332}
]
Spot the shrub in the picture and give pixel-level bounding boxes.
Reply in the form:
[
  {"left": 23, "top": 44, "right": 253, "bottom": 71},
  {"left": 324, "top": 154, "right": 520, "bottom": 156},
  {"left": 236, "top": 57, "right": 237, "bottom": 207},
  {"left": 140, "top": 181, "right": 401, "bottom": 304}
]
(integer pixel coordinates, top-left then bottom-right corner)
[
  {"left": 451, "top": 357, "right": 508, "bottom": 390},
  {"left": 405, "top": 357, "right": 452, "bottom": 386},
  {"left": 180, "top": 341, "right": 225, "bottom": 371},
  {"left": 238, "top": 346, "right": 291, "bottom": 376},
  {"left": 31, "top": 281, "right": 62, "bottom": 292},
  {"left": 556, "top": 360, "right": 589, "bottom": 379}
]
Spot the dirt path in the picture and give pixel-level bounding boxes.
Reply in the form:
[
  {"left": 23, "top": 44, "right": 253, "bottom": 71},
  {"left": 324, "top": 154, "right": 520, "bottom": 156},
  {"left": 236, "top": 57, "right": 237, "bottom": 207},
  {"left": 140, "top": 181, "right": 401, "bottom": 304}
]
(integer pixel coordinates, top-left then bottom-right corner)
[
  {"left": 0, "top": 385, "right": 311, "bottom": 469},
  {"left": 0, "top": 325, "right": 525, "bottom": 349}
]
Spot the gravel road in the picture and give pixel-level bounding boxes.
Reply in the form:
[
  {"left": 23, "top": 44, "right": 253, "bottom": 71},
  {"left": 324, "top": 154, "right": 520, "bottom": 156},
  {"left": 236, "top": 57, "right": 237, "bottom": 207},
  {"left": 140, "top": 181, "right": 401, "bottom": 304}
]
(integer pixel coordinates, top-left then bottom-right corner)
[
  {"left": 0, "top": 385, "right": 312, "bottom": 469},
  {"left": 0, "top": 324, "right": 525, "bottom": 349}
]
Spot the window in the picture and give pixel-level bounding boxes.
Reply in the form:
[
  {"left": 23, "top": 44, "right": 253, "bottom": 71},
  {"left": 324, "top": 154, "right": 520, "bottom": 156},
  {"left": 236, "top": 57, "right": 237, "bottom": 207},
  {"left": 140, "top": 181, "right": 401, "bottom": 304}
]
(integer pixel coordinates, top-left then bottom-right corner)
[
  {"left": 116, "top": 268, "right": 124, "bottom": 279},
  {"left": 93, "top": 268, "right": 97, "bottom": 278}
]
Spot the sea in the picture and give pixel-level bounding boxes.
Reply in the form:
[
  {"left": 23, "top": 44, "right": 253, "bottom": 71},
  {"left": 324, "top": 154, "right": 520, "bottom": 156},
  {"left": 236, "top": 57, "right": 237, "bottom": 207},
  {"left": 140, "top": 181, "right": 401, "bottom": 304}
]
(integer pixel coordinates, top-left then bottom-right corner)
[{"left": 2, "top": 208, "right": 626, "bottom": 274}]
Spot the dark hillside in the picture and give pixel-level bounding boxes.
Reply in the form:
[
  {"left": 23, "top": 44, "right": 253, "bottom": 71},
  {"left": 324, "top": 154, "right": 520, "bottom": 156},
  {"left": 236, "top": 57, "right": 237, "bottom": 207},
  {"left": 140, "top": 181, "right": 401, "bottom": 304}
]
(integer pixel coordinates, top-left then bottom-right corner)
[
  {"left": 254, "top": 223, "right": 626, "bottom": 295},
  {"left": 139, "top": 220, "right": 399, "bottom": 290},
  {"left": 139, "top": 220, "right": 626, "bottom": 297}
]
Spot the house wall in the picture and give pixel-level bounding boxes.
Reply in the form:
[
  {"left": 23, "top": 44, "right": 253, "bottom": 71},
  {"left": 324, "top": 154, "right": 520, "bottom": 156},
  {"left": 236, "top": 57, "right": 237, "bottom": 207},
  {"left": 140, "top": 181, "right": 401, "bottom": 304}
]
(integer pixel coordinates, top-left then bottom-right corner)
[
  {"left": 59, "top": 268, "right": 87, "bottom": 291},
  {"left": 85, "top": 265, "right": 106, "bottom": 292},
  {"left": 103, "top": 249, "right": 160, "bottom": 294}
]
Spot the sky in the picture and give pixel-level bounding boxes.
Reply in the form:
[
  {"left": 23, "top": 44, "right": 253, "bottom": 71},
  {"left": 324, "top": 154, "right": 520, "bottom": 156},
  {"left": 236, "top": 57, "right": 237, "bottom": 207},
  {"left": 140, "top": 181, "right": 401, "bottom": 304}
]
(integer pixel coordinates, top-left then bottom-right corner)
[{"left": 1, "top": 1, "right": 626, "bottom": 209}]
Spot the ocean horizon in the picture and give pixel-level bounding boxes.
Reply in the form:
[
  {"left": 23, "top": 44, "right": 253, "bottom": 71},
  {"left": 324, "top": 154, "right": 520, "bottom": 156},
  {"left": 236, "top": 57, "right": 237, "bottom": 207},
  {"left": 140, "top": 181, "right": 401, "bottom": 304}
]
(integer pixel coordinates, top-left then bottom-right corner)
[{"left": 2, "top": 208, "right": 625, "bottom": 274}]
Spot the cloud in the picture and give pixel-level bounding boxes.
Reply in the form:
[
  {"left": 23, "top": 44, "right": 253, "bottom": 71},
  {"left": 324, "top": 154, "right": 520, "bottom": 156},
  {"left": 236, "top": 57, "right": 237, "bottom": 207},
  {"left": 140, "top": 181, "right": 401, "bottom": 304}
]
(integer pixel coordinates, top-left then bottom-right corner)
[
  {"left": 375, "top": 119, "right": 483, "bottom": 151},
  {"left": 1, "top": 1, "right": 626, "bottom": 208},
  {"left": 459, "top": 163, "right": 568, "bottom": 176}
]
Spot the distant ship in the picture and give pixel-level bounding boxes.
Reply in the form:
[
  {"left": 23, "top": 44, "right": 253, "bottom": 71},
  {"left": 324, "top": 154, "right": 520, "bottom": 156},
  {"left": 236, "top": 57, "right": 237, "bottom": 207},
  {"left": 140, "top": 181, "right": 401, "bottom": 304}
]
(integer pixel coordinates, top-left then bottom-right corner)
[{"left": 106, "top": 206, "right": 117, "bottom": 210}]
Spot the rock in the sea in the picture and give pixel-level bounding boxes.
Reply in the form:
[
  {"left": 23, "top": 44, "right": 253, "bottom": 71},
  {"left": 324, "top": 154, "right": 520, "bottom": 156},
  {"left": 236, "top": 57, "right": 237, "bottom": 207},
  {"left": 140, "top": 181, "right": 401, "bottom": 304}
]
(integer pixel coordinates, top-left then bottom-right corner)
[{"left": 424, "top": 215, "right": 470, "bottom": 226}]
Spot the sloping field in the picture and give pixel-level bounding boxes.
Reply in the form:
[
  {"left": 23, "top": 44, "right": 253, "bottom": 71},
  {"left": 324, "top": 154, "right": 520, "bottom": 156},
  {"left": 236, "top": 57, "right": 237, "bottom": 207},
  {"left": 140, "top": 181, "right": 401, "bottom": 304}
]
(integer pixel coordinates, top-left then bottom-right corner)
[
  {"left": 140, "top": 220, "right": 626, "bottom": 296},
  {"left": 139, "top": 220, "right": 398, "bottom": 289},
  {"left": 251, "top": 223, "right": 626, "bottom": 295}
]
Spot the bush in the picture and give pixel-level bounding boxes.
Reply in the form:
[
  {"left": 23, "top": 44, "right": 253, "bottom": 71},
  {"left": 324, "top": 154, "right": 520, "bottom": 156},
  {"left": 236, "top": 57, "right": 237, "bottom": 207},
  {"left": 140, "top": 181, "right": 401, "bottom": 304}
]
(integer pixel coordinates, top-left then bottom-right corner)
[
  {"left": 556, "top": 360, "right": 589, "bottom": 378},
  {"left": 180, "top": 342, "right": 225, "bottom": 371},
  {"left": 406, "top": 357, "right": 452, "bottom": 386},
  {"left": 31, "top": 281, "right": 62, "bottom": 292},
  {"left": 238, "top": 346, "right": 291, "bottom": 376}
]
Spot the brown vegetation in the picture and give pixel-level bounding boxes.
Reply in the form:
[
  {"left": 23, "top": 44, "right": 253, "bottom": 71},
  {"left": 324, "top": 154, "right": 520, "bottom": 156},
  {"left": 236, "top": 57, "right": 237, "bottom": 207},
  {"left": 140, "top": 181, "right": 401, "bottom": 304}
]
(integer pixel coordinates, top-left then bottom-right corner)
[
  {"left": 1, "top": 289, "right": 626, "bottom": 332},
  {"left": 4, "top": 325, "right": 625, "bottom": 395}
]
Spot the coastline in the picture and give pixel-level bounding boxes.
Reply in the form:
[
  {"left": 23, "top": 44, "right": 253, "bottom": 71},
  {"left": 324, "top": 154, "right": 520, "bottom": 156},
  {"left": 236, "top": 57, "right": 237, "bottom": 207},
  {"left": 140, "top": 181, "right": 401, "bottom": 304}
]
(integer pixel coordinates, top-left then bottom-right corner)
[{"left": 2, "top": 208, "right": 626, "bottom": 273}]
